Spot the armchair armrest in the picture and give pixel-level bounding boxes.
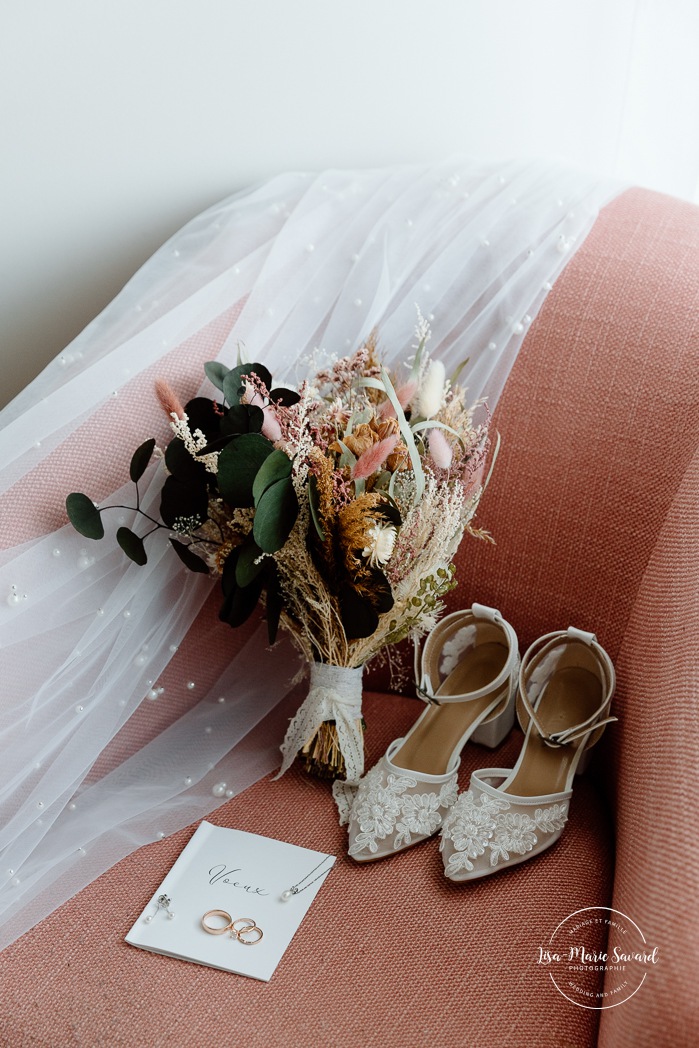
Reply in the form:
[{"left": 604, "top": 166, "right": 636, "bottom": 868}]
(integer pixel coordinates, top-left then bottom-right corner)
[{"left": 446, "top": 186, "right": 699, "bottom": 1042}]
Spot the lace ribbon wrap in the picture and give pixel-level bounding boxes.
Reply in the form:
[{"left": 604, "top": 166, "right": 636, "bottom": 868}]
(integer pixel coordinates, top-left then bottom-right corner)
[{"left": 277, "top": 663, "right": 364, "bottom": 785}]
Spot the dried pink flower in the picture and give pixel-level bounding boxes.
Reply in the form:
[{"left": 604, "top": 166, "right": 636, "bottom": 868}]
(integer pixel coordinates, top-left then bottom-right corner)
[
  {"left": 462, "top": 458, "right": 486, "bottom": 499},
  {"left": 154, "top": 379, "right": 185, "bottom": 420},
  {"left": 428, "top": 428, "right": 453, "bottom": 469},
  {"left": 396, "top": 379, "right": 419, "bottom": 409},
  {"left": 351, "top": 435, "right": 399, "bottom": 480},
  {"left": 379, "top": 378, "right": 418, "bottom": 418},
  {"left": 261, "top": 406, "right": 282, "bottom": 443},
  {"left": 241, "top": 381, "right": 263, "bottom": 408}
]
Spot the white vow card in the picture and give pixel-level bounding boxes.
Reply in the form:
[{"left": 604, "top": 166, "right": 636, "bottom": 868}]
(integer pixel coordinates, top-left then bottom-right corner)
[{"left": 125, "top": 821, "right": 335, "bottom": 982}]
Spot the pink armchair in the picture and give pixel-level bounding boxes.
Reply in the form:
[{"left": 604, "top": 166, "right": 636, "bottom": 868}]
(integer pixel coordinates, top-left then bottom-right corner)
[{"left": 1, "top": 187, "right": 697, "bottom": 1047}]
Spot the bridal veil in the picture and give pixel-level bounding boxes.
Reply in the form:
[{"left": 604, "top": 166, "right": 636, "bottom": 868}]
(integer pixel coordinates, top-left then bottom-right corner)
[{"left": 0, "top": 159, "right": 619, "bottom": 950}]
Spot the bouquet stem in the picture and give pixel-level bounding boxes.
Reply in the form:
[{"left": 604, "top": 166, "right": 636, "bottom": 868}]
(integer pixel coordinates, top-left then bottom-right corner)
[
  {"left": 301, "top": 718, "right": 365, "bottom": 779},
  {"left": 277, "top": 662, "right": 365, "bottom": 781}
]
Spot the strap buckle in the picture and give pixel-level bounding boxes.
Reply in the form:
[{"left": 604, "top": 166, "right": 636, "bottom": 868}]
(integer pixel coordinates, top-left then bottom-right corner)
[
  {"left": 542, "top": 731, "right": 568, "bottom": 749},
  {"left": 416, "top": 684, "right": 441, "bottom": 706}
]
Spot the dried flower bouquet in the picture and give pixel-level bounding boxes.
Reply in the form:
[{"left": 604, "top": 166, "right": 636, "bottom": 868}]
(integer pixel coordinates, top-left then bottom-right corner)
[{"left": 66, "top": 312, "right": 493, "bottom": 782}]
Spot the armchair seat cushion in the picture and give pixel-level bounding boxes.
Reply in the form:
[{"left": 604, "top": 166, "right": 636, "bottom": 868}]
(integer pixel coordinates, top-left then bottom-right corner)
[{"left": 0, "top": 692, "right": 614, "bottom": 1048}]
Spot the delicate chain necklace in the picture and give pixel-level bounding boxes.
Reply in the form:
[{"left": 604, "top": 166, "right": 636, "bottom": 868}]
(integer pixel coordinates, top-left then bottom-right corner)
[{"left": 280, "top": 855, "right": 334, "bottom": 901}]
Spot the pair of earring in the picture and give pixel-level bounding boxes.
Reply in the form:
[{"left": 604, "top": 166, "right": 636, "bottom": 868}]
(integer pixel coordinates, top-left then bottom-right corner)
[{"left": 143, "top": 893, "right": 174, "bottom": 923}]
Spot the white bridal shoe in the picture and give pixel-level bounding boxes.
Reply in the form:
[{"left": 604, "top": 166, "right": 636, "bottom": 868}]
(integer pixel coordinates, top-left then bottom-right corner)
[
  {"left": 440, "top": 627, "right": 616, "bottom": 881},
  {"left": 347, "top": 604, "right": 519, "bottom": 861}
]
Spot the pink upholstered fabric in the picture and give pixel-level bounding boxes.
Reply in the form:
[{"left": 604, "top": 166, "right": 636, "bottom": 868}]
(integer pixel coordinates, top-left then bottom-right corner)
[
  {"left": 450, "top": 187, "right": 699, "bottom": 1045},
  {"left": 8, "top": 307, "right": 241, "bottom": 544},
  {"left": 1, "top": 186, "right": 697, "bottom": 1046},
  {"left": 599, "top": 445, "right": 699, "bottom": 1046},
  {"left": 0, "top": 695, "right": 612, "bottom": 1048}
]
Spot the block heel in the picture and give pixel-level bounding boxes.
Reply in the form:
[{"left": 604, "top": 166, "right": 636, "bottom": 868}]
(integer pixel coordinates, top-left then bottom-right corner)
[{"left": 470, "top": 686, "right": 516, "bottom": 748}]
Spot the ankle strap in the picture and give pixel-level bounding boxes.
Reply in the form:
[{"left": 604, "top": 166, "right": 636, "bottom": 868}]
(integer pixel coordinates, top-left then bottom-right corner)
[
  {"left": 517, "top": 628, "right": 616, "bottom": 748},
  {"left": 414, "top": 604, "right": 518, "bottom": 706}
]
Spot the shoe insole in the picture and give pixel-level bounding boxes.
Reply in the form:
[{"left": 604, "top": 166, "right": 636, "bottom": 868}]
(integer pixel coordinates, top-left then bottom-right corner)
[
  {"left": 392, "top": 641, "right": 508, "bottom": 776},
  {"left": 504, "top": 666, "right": 603, "bottom": 797}
]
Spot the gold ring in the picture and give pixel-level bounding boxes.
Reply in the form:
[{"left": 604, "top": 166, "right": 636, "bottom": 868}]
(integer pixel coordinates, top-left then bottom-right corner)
[
  {"left": 230, "top": 917, "right": 256, "bottom": 934},
  {"left": 236, "top": 924, "right": 263, "bottom": 946},
  {"left": 201, "top": 909, "right": 233, "bottom": 935}
]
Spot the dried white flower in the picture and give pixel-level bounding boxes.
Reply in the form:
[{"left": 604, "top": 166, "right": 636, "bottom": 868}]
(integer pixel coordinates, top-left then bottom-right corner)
[
  {"left": 169, "top": 415, "right": 219, "bottom": 473},
  {"left": 362, "top": 522, "right": 397, "bottom": 567},
  {"left": 418, "top": 359, "right": 446, "bottom": 419},
  {"left": 414, "top": 305, "right": 432, "bottom": 352}
]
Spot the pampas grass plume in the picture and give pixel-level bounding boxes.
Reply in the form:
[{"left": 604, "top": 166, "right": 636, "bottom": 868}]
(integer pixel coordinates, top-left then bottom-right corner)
[
  {"left": 155, "top": 379, "right": 185, "bottom": 420},
  {"left": 351, "top": 435, "right": 399, "bottom": 480},
  {"left": 428, "top": 428, "right": 453, "bottom": 469},
  {"left": 418, "top": 360, "right": 445, "bottom": 418}
]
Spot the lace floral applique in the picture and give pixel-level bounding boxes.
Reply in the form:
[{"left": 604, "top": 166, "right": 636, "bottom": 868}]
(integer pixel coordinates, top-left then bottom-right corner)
[
  {"left": 440, "top": 789, "right": 568, "bottom": 874},
  {"left": 439, "top": 626, "right": 477, "bottom": 678},
  {"left": 489, "top": 812, "right": 537, "bottom": 865},
  {"left": 533, "top": 803, "right": 568, "bottom": 835},
  {"left": 349, "top": 765, "right": 458, "bottom": 857}
]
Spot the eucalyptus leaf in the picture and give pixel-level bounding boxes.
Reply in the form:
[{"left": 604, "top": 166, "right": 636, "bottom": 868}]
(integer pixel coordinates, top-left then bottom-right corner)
[
  {"left": 221, "top": 367, "right": 243, "bottom": 405},
  {"left": 204, "top": 361, "right": 230, "bottom": 392},
  {"left": 252, "top": 449, "right": 292, "bottom": 504},
  {"left": 165, "top": 437, "right": 207, "bottom": 483},
  {"left": 269, "top": 386, "right": 301, "bottom": 407},
  {"left": 116, "top": 526, "right": 147, "bottom": 566},
  {"left": 220, "top": 548, "right": 239, "bottom": 599},
  {"left": 183, "top": 397, "right": 221, "bottom": 439},
  {"left": 197, "top": 404, "right": 265, "bottom": 457},
  {"left": 253, "top": 476, "right": 299, "bottom": 553},
  {"left": 195, "top": 434, "right": 236, "bottom": 456},
  {"left": 160, "top": 475, "right": 208, "bottom": 530},
  {"left": 217, "top": 433, "right": 274, "bottom": 508},
  {"left": 222, "top": 362, "right": 273, "bottom": 405},
  {"left": 66, "top": 492, "right": 104, "bottom": 540},
  {"left": 220, "top": 404, "right": 264, "bottom": 436},
  {"left": 129, "top": 438, "right": 156, "bottom": 483},
  {"left": 218, "top": 549, "right": 265, "bottom": 628},
  {"left": 169, "top": 539, "right": 210, "bottom": 574},
  {"left": 235, "top": 536, "right": 265, "bottom": 587}
]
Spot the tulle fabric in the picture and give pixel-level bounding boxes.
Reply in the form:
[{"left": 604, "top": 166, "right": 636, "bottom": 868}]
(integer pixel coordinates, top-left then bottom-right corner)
[{"left": 0, "top": 159, "right": 620, "bottom": 951}]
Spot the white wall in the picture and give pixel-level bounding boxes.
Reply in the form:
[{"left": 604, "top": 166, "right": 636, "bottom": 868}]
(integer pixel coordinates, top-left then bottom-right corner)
[{"left": 2, "top": 0, "right": 698, "bottom": 408}]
